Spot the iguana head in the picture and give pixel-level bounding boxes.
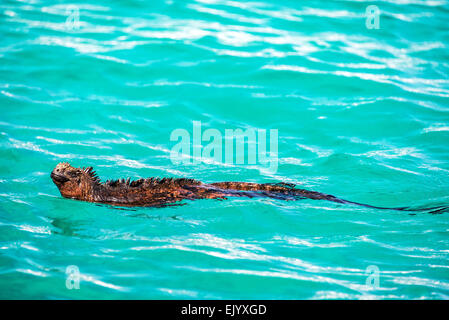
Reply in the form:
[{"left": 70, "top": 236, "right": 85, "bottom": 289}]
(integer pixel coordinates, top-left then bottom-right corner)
[{"left": 51, "top": 162, "right": 100, "bottom": 200}]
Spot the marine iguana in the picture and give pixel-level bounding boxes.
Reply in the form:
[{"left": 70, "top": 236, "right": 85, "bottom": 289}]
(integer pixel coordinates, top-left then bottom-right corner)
[{"left": 50, "top": 162, "right": 447, "bottom": 213}]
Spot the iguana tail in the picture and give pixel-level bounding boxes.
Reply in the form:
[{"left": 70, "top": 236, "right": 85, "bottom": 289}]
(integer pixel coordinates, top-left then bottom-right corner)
[{"left": 208, "top": 182, "right": 448, "bottom": 214}]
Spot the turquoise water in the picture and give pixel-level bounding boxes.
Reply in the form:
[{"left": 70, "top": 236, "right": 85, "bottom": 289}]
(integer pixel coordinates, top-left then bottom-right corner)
[{"left": 1, "top": 0, "right": 449, "bottom": 299}]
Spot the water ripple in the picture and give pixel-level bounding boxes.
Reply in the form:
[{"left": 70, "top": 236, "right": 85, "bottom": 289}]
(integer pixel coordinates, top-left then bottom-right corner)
[{"left": 1, "top": 0, "right": 448, "bottom": 299}]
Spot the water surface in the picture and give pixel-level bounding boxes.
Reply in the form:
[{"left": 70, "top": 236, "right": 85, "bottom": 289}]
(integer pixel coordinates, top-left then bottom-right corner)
[{"left": 1, "top": 0, "right": 449, "bottom": 299}]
